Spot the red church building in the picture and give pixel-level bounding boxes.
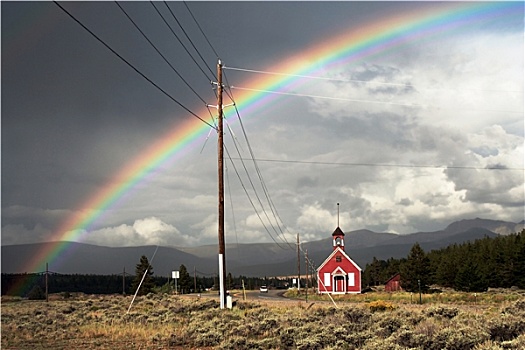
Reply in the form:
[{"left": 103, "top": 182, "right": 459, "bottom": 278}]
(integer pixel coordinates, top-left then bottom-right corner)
[{"left": 317, "top": 227, "right": 362, "bottom": 294}]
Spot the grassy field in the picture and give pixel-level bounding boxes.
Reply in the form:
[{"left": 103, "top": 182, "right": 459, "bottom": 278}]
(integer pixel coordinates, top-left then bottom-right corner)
[{"left": 2, "top": 289, "right": 525, "bottom": 349}]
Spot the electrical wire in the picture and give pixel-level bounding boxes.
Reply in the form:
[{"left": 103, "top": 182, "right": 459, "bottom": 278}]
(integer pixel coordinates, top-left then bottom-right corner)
[
  {"left": 149, "top": 1, "right": 214, "bottom": 83},
  {"left": 225, "top": 161, "right": 241, "bottom": 259},
  {"left": 224, "top": 144, "right": 289, "bottom": 250},
  {"left": 228, "top": 157, "right": 525, "bottom": 171},
  {"left": 163, "top": 1, "right": 217, "bottom": 81},
  {"left": 183, "top": 1, "right": 220, "bottom": 59},
  {"left": 195, "top": 269, "right": 218, "bottom": 276},
  {"left": 230, "top": 85, "right": 421, "bottom": 108},
  {"left": 224, "top": 65, "right": 524, "bottom": 94},
  {"left": 224, "top": 71, "right": 297, "bottom": 249},
  {"left": 222, "top": 72, "right": 301, "bottom": 250},
  {"left": 232, "top": 85, "right": 523, "bottom": 114},
  {"left": 53, "top": 1, "right": 215, "bottom": 130},
  {"left": 115, "top": 1, "right": 208, "bottom": 105},
  {"left": 225, "top": 138, "right": 288, "bottom": 248}
]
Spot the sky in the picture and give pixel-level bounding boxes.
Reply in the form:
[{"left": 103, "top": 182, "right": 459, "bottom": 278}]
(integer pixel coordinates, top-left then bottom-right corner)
[{"left": 2, "top": 1, "right": 524, "bottom": 249}]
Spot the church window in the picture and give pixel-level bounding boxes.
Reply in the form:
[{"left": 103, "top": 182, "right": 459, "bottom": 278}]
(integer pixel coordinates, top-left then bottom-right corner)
[
  {"left": 348, "top": 273, "right": 355, "bottom": 287},
  {"left": 336, "top": 255, "right": 342, "bottom": 262}
]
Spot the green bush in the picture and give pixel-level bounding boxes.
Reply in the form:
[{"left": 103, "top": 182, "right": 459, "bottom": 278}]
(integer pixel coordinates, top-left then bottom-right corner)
[
  {"left": 426, "top": 305, "right": 459, "bottom": 319},
  {"left": 489, "top": 314, "right": 525, "bottom": 342},
  {"left": 27, "top": 285, "right": 45, "bottom": 300}
]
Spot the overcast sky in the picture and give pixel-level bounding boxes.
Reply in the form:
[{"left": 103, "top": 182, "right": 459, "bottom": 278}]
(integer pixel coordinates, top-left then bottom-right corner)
[{"left": 2, "top": 1, "right": 524, "bottom": 249}]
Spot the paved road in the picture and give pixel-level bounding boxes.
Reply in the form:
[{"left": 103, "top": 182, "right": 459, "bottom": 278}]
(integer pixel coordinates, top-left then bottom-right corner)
[{"left": 243, "top": 289, "right": 288, "bottom": 301}]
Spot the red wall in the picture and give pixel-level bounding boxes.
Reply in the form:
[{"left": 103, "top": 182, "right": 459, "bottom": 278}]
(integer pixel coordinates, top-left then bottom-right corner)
[{"left": 317, "top": 250, "right": 361, "bottom": 293}]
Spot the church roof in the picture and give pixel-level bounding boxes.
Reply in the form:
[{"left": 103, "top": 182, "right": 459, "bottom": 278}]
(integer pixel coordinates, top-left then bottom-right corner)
[{"left": 332, "top": 226, "right": 345, "bottom": 236}]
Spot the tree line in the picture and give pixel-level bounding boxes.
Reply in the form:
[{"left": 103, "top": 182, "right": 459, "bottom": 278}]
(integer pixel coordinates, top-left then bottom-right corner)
[
  {"left": 2, "top": 255, "right": 287, "bottom": 298},
  {"left": 5, "top": 229, "right": 522, "bottom": 298},
  {"left": 362, "top": 229, "right": 525, "bottom": 292}
]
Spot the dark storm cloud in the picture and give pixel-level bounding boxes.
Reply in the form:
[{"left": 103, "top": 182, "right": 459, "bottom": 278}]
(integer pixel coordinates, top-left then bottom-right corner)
[{"left": 2, "top": 1, "right": 523, "bottom": 246}]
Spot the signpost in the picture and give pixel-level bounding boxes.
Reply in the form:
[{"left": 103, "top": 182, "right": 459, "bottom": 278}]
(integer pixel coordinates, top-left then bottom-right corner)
[{"left": 172, "top": 270, "right": 179, "bottom": 294}]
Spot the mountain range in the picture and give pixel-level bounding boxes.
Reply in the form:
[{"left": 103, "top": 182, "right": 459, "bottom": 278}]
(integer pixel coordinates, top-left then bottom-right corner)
[{"left": 2, "top": 218, "right": 523, "bottom": 277}]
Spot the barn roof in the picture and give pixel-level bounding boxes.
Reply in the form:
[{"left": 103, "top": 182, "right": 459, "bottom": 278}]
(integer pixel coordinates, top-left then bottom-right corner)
[
  {"left": 385, "top": 273, "right": 401, "bottom": 284},
  {"left": 332, "top": 226, "right": 345, "bottom": 236}
]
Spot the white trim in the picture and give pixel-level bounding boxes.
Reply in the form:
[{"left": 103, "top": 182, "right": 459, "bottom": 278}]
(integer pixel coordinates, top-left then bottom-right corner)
[
  {"left": 331, "top": 266, "right": 347, "bottom": 276},
  {"left": 316, "top": 247, "right": 362, "bottom": 273}
]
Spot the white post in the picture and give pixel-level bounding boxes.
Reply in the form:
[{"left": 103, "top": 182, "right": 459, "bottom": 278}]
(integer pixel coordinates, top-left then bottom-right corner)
[{"left": 219, "top": 253, "right": 225, "bottom": 309}]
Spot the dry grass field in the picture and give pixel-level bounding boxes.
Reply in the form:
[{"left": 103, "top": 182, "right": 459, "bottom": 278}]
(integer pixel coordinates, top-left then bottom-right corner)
[{"left": 2, "top": 290, "right": 525, "bottom": 349}]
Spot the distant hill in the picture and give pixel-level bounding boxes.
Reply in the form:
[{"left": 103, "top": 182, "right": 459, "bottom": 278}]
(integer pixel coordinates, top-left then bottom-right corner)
[
  {"left": 445, "top": 218, "right": 523, "bottom": 236},
  {"left": 1, "top": 218, "right": 522, "bottom": 277}
]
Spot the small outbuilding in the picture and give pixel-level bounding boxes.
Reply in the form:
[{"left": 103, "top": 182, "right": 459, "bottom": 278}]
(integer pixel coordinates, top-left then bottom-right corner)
[
  {"left": 385, "top": 273, "right": 402, "bottom": 292},
  {"left": 316, "top": 227, "right": 362, "bottom": 294}
]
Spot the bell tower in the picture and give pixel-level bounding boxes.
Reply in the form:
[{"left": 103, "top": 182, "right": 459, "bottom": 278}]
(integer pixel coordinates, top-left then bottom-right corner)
[{"left": 332, "top": 226, "right": 345, "bottom": 251}]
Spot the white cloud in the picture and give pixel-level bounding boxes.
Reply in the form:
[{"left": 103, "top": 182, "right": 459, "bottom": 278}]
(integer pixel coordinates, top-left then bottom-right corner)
[{"left": 76, "top": 217, "right": 198, "bottom": 247}]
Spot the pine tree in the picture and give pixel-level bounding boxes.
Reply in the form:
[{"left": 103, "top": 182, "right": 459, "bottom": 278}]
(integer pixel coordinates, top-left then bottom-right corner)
[
  {"left": 178, "top": 264, "right": 192, "bottom": 294},
  {"left": 27, "top": 285, "right": 46, "bottom": 300},
  {"left": 400, "top": 242, "right": 431, "bottom": 292},
  {"left": 455, "top": 257, "right": 487, "bottom": 292},
  {"left": 131, "top": 255, "right": 155, "bottom": 296},
  {"left": 514, "top": 230, "right": 525, "bottom": 288}
]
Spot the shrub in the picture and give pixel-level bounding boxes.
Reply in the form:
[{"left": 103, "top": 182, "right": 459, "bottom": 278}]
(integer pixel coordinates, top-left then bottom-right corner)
[
  {"left": 501, "top": 333, "right": 525, "bottom": 349},
  {"left": 193, "top": 330, "right": 222, "bottom": 347},
  {"left": 501, "top": 299, "right": 525, "bottom": 317},
  {"left": 342, "top": 306, "right": 371, "bottom": 324},
  {"left": 27, "top": 285, "right": 45, "bottom": 300},
  {"left": 426, "top": 305, "right": 459, "bottom": 319},
  {"left": 473, "top": 340, "right": 504, "bottom": 350},
  {"left": 442, "top": 326, "right": 489, "bottom": 350},
  {"left": 395, "top": 328, "right": 429, "bottom": 349},
  {"left": 488, "top": 314, "right": 525, "bottom": 342},
  {"left": 368, "top": 300, "right": 395, "bottom": 312},
  {"left": 280, "top": 327, "right": 296, "bottom": 348},
  {"left": 295, "top": 333, "right": 323, "bottom": 350},
  {"left": 376, "top": 317, "right": 403, "bottom": 337}
]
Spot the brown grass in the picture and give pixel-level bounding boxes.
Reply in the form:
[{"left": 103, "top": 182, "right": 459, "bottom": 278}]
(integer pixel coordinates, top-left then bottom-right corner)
[{"left": 2, "top": 290, "right": 525, "bottom": 349}]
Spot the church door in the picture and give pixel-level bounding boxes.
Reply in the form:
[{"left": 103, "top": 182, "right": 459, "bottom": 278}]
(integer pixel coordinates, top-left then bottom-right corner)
[{"left": 334, "top": 276, "right": 345, "bottom": 292}]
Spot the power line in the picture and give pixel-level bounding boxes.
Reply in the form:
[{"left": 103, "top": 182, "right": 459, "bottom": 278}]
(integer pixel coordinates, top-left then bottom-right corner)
[
  {"left": 115, "top": 1, "right": 208, "bottom": 105},
  {"left": 225, "top": 161, "right": 241, "bottom": 259},
  {"left": 183, "top": 1, "right": 220, "bottom": 59},
  {"left": 229, "top": 86, "right": 523, "bottom": 114},
  {"left": 53, "top": 1, "right": 215, "bottom": 130},
  {"left": 149, "top": 1, "right": 214, "bottom": 83},
  {"left": 224, "top": 65, "right": 524, "bottom": 94},
  {"left": 224, "top": 144, "right": 289, "bottom": 250},
  {"left": 230, "top": 86, "right": 421, "bottom": 108},
  {"left": 222, "top": 71, "right": 294, "bottom": 250},
  {"left": 225, "top": 114, "right": 289, "bottom": 246},
  {"left": 229, "top": 157, "right": 525, "bottom": 171},
  {"left": 163, "top": 1, "right": 217, "bottom": 81}
]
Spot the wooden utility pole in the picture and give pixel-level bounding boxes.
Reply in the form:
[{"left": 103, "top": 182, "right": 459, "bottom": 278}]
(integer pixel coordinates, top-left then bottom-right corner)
[
  {"left": 217, "top": 59, "right": 227, "bottom": 309},
  {"left": 305, "top": 249, "right": 308, "bottom": 302},
  {"left": 45, "top": 263, "right": 49, "bottom": 302},
  {"left": 123, "top": 267, "right": 126, "bottom": 295},
  {"left": 297, "top": 233, "right": 300, "bottom": 290},
  {"left": 193, "top": 266, "right": 197, "bottom": 293}
]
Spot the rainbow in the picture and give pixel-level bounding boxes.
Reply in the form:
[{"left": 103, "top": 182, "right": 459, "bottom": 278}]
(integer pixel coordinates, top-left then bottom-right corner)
[{"left": 9, "top": 1, "right": 521, "bottom": 295}]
